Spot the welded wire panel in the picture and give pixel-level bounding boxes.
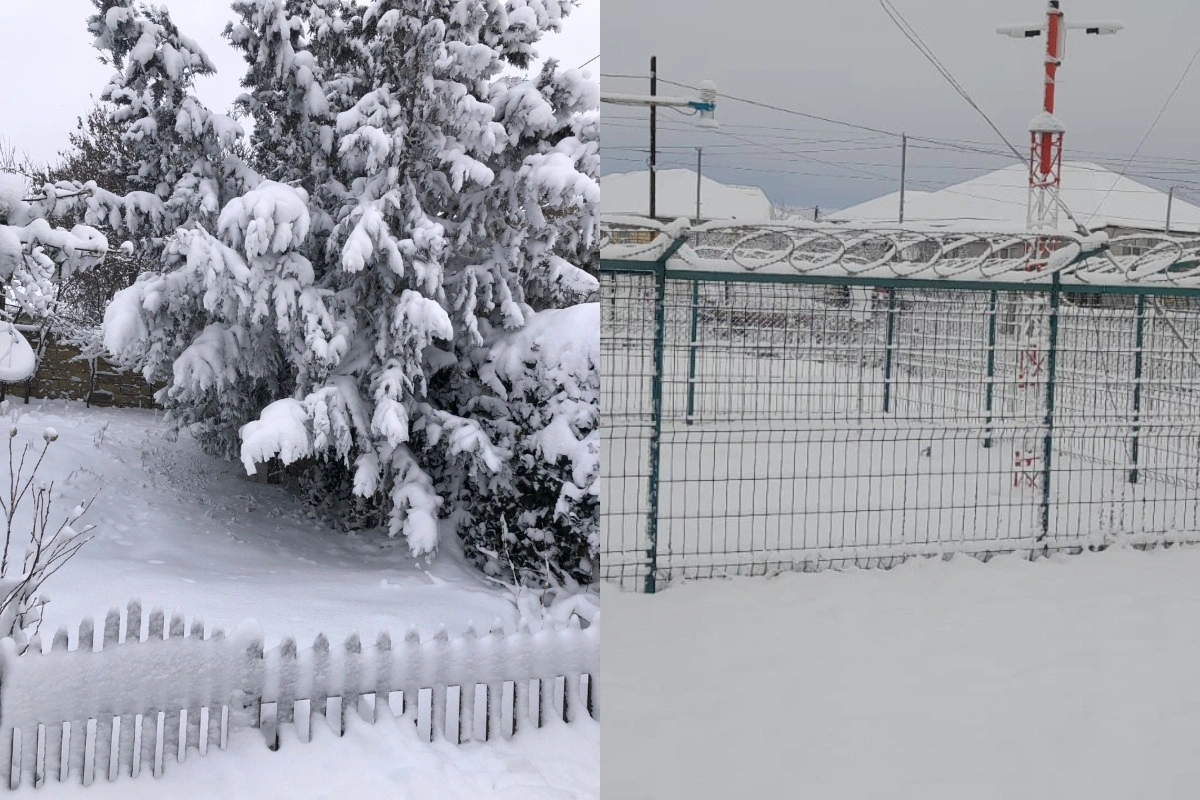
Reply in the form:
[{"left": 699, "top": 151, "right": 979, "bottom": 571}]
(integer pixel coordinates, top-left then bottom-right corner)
[
  {"left": 600, "top": 271, "right": 658, "bottom": 590},
  {"left": 601, "top": 264, "right": 1200, "bottom": 589},
  {"left": 1138, "top": 298, "right": 1200, "bottom": 488}
]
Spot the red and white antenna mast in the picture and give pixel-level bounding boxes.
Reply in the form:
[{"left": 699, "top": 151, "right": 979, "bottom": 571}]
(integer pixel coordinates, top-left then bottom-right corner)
[
  {"left": 998, "top": 2, "right": 1122, "bottom": 241},
  {"left": 997, "top": 4, "right": 1122, "bottom": 492}
]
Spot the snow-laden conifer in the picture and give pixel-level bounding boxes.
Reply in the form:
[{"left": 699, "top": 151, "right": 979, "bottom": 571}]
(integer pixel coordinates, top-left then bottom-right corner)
[{"left": 99, "top": 0, "right": 599, "bottom": 577}]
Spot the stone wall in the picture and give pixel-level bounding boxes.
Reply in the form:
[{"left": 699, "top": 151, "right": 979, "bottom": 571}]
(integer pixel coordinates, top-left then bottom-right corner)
[{"left": 0, "top": 338, "right": 160, "bottom": 408}]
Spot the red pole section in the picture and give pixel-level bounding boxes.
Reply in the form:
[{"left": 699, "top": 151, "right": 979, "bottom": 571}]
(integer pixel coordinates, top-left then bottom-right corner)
[{"left": 1040, "top": 3, "right": 1063, "bottom": 175}]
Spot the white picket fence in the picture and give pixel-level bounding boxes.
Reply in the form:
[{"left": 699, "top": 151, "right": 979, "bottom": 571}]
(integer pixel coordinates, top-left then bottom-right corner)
[{"left": 0, "top": 600, "right": 599, "bottom": 789}]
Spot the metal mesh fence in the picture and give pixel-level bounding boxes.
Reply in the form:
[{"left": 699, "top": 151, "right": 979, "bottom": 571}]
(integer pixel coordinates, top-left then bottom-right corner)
[{"left": 601, "top": 267, "right": 1200, "bottom": 591}]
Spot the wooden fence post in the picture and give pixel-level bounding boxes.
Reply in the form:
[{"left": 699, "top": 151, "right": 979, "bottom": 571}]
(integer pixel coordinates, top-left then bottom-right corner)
[
  {"left": 310, "top": 633, "right": 330, "bottom": 739},
  {"left": 340, "top": 633, "right": 362, "bottom": 736},
  {"left": 0, "top": 638, "right": 15, "bottom": 789},
  {"left": 373, "top": 632, "right": 392, "bottom": 727}
]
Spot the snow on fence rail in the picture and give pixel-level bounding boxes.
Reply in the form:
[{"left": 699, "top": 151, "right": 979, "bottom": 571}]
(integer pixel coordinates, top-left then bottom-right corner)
[
  {"left": 0, "top": 601, "right": 598, "bottom": 789},
  {"left": 599, "top": 214, "right": 1200, "bottom": 289}
]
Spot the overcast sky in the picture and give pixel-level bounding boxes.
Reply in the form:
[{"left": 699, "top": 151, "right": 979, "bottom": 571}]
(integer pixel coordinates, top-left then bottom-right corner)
[
  {"left": 1, "top": 0, "right": 599, "bottom": 167},
  {"left": 602, "top": 0, "right": 1200, "bottom": 213}
]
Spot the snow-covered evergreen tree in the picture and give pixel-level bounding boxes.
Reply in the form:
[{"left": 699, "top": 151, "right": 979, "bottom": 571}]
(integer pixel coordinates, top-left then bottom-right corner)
[
  {"left": 224, "top": 0, "right": 354, "bottom": 191},
  {"left": 454, "top": 302, "right": 599, "bottom": 586},
  {"left": 0, "top": 173, "right": 108, "bottom": 325},
  {"left": 85, "top": 0, "right": 251, "bottom": 247},
  {"left": 29, "top": 105, "right": 157, "bottom": 356},
  {"left": 100, "top": 0, "right": 599, "bottom": 581}
]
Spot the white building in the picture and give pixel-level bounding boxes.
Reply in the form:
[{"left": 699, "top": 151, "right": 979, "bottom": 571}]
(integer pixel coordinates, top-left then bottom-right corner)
[
  {"left": 829, "top": 162, "right": 1200, "bottom": 236},
  {"left": 601, "top": 168, "right": 773, "bottom": 221}
]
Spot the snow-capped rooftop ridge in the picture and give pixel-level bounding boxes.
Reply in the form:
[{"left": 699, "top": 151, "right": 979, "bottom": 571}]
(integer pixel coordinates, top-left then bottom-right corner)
[
  {"left": 628, "top": 167, "right": 765, "bottom": 195},
  {"left": 829, "top": 161, "right": 1200, "bottom": 234},
  {"left": 601, "top": 168, "right": 774, "bottom": 220}
]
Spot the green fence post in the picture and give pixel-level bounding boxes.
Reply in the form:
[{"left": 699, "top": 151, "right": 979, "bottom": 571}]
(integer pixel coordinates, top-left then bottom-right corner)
[
  {"left": 645, "top": 262, "right": 667, "bottom": 593},
  {"left": 643, "top": 236, "right": 687, "bottom": 593},
  {"left": 1129, "top": 292, "right": 1146, "bottom": 484},
  {"left": 882, "top": 288, "right": 897, "bottom": 413},
  {"left": 686, "top": 280, "right": 699, "bottom": 425},
  {"left": 983, "top": 290, "right": 998, "bottom": 448},
  {"left": 1040, "top": 274, "right": 1061, "bottom": 547}
]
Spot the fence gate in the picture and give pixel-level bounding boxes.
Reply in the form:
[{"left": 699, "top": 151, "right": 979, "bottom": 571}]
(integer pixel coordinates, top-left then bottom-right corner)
[{"left": 601, "top": 218, "right": 1200, "bottom": 591}]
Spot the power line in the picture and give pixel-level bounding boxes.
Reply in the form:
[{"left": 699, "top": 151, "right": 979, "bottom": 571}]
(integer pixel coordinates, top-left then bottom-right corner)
[
  {"left": 613, "top": 74, "right": 1200, "bottom": 175},
  {"left": 710, "top": 127, "right": 898, "bottom": 183},
  {"left": 607, "top": 112, "right": 1200, "bottom": 170},
  {"left": 655, "top": 77, "right": 897, "bottom": 137},
  {"left": 605, "top": 142, "right": 906, "bottom": 156},
  {"left": 606, "top": 60, "right": 1200, "bottom": 214},
  {"left": 876, "top": 0, "right": 1023, "bottom": 166},
  {"left": 605, "top": 144, "right": 1200, "bottom": 190},
  {"left": 606, "top": 127, "right": 1200, "bottom": 186},
  {"left": 1085, "top": 34, "right": 1200, "bottom": 225},
  {"left": 577, "top": 54, "right": 599, "bottom": 69}
]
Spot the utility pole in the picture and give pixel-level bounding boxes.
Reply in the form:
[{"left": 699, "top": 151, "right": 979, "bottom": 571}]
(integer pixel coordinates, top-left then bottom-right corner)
[
  {"left": 695, "top": 147, "right": 703, "bottom": 221},
  {"left": 601, "top": 71, "right": 718, "bottom": 220},
  {"left": 899, "top": 132, "right": 907, "bottom": 224},
  {"left": 1166, "top": 185, "right": 1184, "bottom": 234},
  {"left": 649, "top": 56, "right": 657, "bottom": 220},
  {"left": 813, "top": 205, "right": 819, "bottom": 222}
]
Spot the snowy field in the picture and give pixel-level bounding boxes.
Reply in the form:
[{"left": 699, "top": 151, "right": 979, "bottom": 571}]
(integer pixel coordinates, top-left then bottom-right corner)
[
  {"left": 0, "top": 398, "right": 596, "bottom": 798},
  {"left": 603, "top": 547, "right": 1200, "bottom": 799},
  {"left": 601, "top": 286, "right": 1200, "bottom": 584}
]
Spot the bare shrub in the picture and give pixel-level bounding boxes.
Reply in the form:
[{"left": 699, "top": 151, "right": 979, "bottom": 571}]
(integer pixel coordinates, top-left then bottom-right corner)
[{"left": 0, "top": 423, "right": 96, "bottom": 650}]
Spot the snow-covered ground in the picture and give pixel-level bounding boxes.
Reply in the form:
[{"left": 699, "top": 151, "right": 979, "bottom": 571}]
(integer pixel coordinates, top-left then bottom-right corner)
[
  {"left": 0, "top": 398, "right": 597, "bottom": 798},
  {"left": 12, "top": 399, "right": 517, "bottom": 646},
  {"left": 15, "top": 714, "right": 598, "bottom": 799},
  {"left": 604, "top": 547, "right": 1200, "bottom": 799}
]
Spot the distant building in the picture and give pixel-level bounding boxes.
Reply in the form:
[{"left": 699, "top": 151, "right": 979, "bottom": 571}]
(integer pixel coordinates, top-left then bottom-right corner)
[
  {"left": 829, "top": 162, "right": 1200, "bottom": 247},
  {"left": 601, "top": 168, "right": 773, "bottom": 222}
]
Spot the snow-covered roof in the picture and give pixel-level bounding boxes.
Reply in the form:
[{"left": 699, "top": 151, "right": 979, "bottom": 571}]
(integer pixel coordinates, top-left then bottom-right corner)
[
  {"left": 829, "top": 162, "right": 1200, "bottom": 234},
  {"left": 601, "top": 169, "right": 773, "bottom": 220}
]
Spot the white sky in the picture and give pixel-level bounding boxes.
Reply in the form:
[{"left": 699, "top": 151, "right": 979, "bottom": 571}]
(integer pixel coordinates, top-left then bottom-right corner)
[
  {"left": 1, "top": 0, "right": 599, "bottom": 166},
  {"left": 601, "top": 0, "right": 1200, "bottom": 212}
]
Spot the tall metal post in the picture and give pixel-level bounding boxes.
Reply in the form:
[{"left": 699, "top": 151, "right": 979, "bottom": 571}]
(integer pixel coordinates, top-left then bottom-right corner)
[
  {"left": 695, "top": 147, "right": 703, "bottom": 221},
  {"left": 649, "top": 56, "right": 657, "bottom": 220},
  {"left": 1039, "top": 273, "right": 1061, "bottom": 547},
  {"left": 1129, "top": 292, "right": 1146, "bottom": 484},
  {"left": 643, "top": 235, "right": 688, "bottom": 592},
  {"left": 983, "top": 290, "right": 998, "bottom": 448},
  {"left": 645, "top": 262, "right": 667, "bottom": 593},
  {"left": 686, "top": 280, "right": 700, "bottom": 425},
  {"left": 882, "top": 288, "right": 898, "bottom": 412},
  {"left": 997, "top": 2, "right": 1123, "bottom": 237},
  {"left": 898, "top": 133, "right": 907, "bottom": 224},
  {"left": 998, "top": 2, "right": 1121, "bottom": 488},
  {"left": 1166, "top": 186, "right": 1176, "bottom": 234}
]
